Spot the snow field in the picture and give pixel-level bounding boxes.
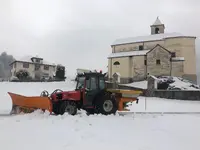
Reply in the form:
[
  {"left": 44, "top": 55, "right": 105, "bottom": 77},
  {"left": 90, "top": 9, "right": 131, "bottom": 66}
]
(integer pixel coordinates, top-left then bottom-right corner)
[
  {"left": 1, "top": 110, "right": 200, "bottom": 150},
  {"left": 0, "top": 79, "right": 76, "bottom": 113},
  {"left": 0, "top": 80, "right": 200, "bottom": 150},
  {"left": 129, "top": 96, "right": 200, "bottom": 112}
]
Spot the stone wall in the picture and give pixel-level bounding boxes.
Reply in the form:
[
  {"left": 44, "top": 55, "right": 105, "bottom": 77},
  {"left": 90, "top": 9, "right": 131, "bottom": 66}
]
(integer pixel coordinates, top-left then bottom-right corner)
[
  {"left": 153, "top": 90, "right": 200, "bottom": 100},
  {"left": 144, "top": 40, "right": 164, "bottom": 50},
  {"left": 146, "top": 74, "right": 200, "bottom": 100},
  {"left": 108, "top": 77, "right": 133, "bottom": 84},
  {"left": 146, "top": 75, "right": 156, "bottom": 96},
  {"left": 164, "top": 37, "right": 196, "bottom": 79},
  {"left": 146, "top": 45, "right": 171, "bottom": 76},
  {"left": 171, "top": 60, "right": 184, "bottom": 77},
  {"left": 182, "top": 74, "right": 197, "bottom": 84},
  {"left": 113, "top": 42, "right": 144, "bottom": 53},
  {"left": 151, "top": 25, "right": 165, "bottom": 34},
  {"left": 131, "top": 56, "right": 146, "bottom": 80},
  {"left": 112, "top": 40, "right": 164, "bottom": 53}
]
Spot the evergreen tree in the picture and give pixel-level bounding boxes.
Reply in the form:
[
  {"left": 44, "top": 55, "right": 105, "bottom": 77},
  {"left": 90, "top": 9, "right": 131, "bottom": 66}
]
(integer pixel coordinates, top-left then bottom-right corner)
[{"left": 55, "top": 65, "right": 66, "bottom": 80}]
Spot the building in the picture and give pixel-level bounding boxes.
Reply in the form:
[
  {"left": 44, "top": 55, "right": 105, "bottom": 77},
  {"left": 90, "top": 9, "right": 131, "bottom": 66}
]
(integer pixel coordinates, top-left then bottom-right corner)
[
  {"left": 108, "top": 17, "right": 197, "bottom": 84},
  {"left": 10, "top": 55, "right": 56, "bottom": 80}
]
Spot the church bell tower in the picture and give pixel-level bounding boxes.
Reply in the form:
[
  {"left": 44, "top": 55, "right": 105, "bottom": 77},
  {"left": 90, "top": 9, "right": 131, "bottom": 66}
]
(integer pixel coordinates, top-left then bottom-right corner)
[{"left": 150, "top": 17, "right": 165, "bottom": 35}]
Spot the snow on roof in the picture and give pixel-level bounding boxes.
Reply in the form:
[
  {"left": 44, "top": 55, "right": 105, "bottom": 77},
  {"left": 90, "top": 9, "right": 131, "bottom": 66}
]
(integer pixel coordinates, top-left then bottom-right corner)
[
  {"left": 113, "top": 72, "right": 121, "bottom": 76},
  {"left": 149, "top": 75, "right": 158, "bottom": 80},
  {"left": 15, "top": 55, "right": 55, "bottom": 66},
  {"left": 112, "top": 32, "right": 196, "bottom": 46},
  {"left": 152, "top": 17, "right": 163, "bottom": 26},
  {"left": 168, "top": 77, "right": 200, "bottom": 91},
  {"left": 18, "top": 55, "right": 33, "bottom": 62},
  {"left": 120, "top": 80, "right": 147, "bottom": 89},
  {"left": 108, "top": 49, "right": 150, "bottom": 58},
  {"left": 171, "top": 57, "right": 185, "bottom": 61}
]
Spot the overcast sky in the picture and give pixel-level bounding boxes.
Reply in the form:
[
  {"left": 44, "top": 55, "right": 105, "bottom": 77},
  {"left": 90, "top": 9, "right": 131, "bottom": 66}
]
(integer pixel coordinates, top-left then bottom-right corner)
[{"left": 0, "top": 0, "right": 200, "bottom": 76}]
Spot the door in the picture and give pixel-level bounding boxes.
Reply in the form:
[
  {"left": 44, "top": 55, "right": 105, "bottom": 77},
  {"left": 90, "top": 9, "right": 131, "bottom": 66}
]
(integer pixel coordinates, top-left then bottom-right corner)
[{"left": 84, "top": 76, "right": 99, "bottom": 107}]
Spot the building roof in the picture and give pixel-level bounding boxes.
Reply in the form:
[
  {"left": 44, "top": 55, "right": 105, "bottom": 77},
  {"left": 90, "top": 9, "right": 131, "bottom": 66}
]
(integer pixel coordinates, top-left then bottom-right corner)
[
  {"left": 111, "top": 32, "right": 196, "bottom": 46},
  {"left": 152, "top": 17, "right": 163, "bottom": 26},
  {"left": 171, "top": 57, "right": 185, "bottom": 61},
  {"left": 108, "top": 49, "right": 150, "bottom": 58},
  {"left": 146, "top": 44, "right": 172, "bottom": 54},
  {"left": 10, "top": 55, "right": 56, "bottom": 66}
]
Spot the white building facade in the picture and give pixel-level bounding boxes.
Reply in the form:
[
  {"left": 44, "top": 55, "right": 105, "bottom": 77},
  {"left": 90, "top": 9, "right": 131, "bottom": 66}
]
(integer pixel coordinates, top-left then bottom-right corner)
[{"left": 10, "top": 56, "right": 56, "bottom": 80}]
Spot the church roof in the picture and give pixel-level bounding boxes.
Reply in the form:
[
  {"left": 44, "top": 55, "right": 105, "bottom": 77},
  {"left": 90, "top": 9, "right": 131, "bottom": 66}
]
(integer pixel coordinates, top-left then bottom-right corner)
[
  {"left": 152, "top": 17, "right": 163, "bottom": 26},
  {"left": 111, "top": 32, "right": 196, "bottom": 46},
  {"left": 108, "top": 49, "right": 150, "bottom": 58}
]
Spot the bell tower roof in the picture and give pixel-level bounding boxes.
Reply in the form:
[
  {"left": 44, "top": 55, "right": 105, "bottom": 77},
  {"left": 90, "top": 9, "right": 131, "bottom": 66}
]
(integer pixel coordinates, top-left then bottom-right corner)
[
  {"left": 153, "top": 17, "right": 162, "bottom": 25},
  {"left": 151, "top": 16, "right": 164, "bottom": 26}
]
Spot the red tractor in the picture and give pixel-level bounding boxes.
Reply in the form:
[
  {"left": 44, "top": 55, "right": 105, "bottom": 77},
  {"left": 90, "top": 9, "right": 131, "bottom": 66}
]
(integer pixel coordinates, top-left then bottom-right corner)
[{"left": 8, "top": 72, "right": 142, "bottom": 115}]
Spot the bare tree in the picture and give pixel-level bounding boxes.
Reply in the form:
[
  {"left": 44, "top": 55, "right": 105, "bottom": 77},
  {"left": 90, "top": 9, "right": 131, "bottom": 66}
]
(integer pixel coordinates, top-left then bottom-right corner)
[{"left": 0, "top": 51, "right": 15, "bottom": 79}]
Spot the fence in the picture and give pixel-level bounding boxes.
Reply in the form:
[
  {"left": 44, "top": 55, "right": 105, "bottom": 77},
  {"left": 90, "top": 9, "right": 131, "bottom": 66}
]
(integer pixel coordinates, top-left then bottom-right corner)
[{"left": 153, "top": 90, "right": 200, "bottom": 101}]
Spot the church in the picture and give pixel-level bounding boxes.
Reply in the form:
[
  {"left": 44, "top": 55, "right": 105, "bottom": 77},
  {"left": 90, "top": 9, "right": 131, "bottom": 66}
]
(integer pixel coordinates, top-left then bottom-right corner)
[{"left": 108, "top": 17, "right": 197, "bottom": 84}]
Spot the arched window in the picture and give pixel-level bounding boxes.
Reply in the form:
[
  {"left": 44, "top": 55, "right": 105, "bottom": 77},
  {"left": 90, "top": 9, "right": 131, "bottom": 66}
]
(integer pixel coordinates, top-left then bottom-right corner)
[
  {"left": 155, "top": 28, "right": 160, "bottom": 34},
  {"left": 113, "top": 61, "right": 120, "bottom": 65}
]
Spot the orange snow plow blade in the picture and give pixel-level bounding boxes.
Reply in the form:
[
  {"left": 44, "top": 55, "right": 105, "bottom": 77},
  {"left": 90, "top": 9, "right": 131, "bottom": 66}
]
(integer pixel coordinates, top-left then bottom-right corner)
[{"left": 8, "top": 92, "right": 53, "bottom": 115}]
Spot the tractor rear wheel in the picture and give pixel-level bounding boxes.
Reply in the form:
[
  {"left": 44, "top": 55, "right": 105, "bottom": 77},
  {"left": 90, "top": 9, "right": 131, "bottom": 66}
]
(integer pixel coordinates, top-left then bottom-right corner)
[
  {"left": 60, "top": 101, "right": 77, "bottom": 115},
  {"left": 53, "top": 102, "right": 61, "bottom": 115},
  {"left": 95, "top": 93, "right": 117, "bottom": 115}
]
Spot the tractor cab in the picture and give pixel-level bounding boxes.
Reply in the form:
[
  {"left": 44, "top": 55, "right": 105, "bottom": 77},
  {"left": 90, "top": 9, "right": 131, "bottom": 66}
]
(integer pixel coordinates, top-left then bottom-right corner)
[
  {"left": 75, "top": 72, "right": 106, "bottom": 107},
  {"left": 76, "top": 72, "right": 105, "bottom": 90}
]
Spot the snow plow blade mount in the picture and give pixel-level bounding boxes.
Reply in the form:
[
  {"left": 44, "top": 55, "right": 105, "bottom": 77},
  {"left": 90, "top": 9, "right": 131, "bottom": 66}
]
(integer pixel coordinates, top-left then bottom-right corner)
[{"left": 8, "top": 92, "right": 53, "bottom": 115}]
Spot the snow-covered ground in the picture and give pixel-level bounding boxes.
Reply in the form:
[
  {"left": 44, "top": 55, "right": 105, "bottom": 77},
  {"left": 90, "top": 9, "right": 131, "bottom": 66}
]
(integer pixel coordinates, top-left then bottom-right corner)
[
  {"left": 129, "top": 96, "right": 200, "bottom": 113},
  {"left": 1, "top": 80, "right": 200, "bottom": 150},
  {"left": 0, "top": 79, "right": 76, "bottom": 114}
]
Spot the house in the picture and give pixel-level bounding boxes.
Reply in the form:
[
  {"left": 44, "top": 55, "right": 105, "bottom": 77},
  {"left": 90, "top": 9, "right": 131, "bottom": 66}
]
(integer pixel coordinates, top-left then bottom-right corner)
[
  {"left": 9, "top": 55, "right": 56, "bottom": 80},
  {"left": 108, "top": 17, "right": 197, "bottom": 84}
]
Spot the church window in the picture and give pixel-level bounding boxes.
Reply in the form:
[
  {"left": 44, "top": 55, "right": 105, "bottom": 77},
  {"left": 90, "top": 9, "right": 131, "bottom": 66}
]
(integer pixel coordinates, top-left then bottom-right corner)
[
  {"left": 156, "top": 59, "right": 160, "bottom": 65},
  {"left": 171, "top": 52, "right": 176, "bottom": 57},
  {"left": 139, "top": 45, "right": 144, "bottom": 50},
  {"left": 155, "top": 28, "right": 160, "bottom": 34},
  {"left": 113, "top": 61, "right": 120, "bottom": 65},
  {"left": 23, "top": 62, "right": 29, "bottom": 68}
]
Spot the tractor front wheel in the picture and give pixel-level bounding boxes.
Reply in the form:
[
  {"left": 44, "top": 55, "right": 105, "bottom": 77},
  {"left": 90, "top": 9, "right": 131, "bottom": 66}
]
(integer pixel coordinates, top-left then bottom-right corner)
[{"left": 60, "top": 101, "right": 77, "bottom": 115}]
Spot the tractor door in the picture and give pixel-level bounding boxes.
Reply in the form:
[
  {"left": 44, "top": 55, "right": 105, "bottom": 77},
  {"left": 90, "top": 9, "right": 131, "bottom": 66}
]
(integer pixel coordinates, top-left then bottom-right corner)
[{"left": 84, "top": 76, "right": 99, "bottom": 107}]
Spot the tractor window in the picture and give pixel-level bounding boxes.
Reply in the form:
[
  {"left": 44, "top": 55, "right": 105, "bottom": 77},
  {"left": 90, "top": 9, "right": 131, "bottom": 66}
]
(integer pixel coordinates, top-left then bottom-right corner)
[
  {"left": 90, "top": 77, "right": 97, "bottom": 90},
  {"left": 99, "top": 77, "right": 105, "bottom": 89},
  {"left": 86, "top": 78, "right": 90, "bottom": 89},
  {"left": 76, "top": 77, "right": 85, "bottom": 89}
]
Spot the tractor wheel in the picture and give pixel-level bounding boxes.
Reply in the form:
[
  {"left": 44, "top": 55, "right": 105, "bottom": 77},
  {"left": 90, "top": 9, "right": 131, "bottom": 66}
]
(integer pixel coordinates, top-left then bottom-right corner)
[
  {"left": 95, "top": 93, "right": 118, "bottom": 115},
  {"left": 60, "top": 101, "right": 77, "bottom": 115},
  {"left": 53, "top": 102, "right": 61, "bottom": 115}
]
